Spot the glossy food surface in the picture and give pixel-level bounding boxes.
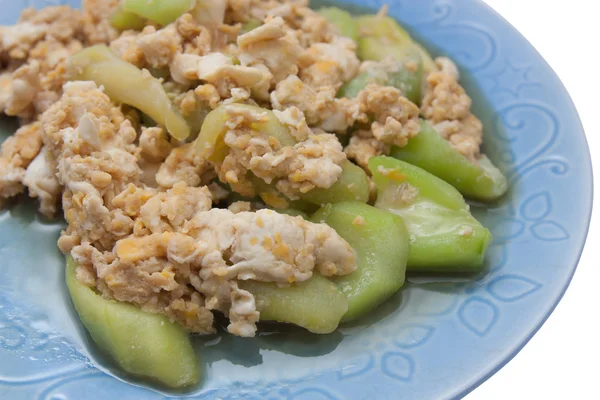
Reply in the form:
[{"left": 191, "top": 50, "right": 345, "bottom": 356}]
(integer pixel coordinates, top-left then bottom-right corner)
[
  {"left": 311, "top": 202, "right": 409, "bottom": 321},
  {"left": 240, "top": 274, "right": 348, "bottom": 334},
  {"left": 65, "top": 257, "right": 199, "bottom": 388},
  {"left": 391, "top": 121, "right": 508, "bottom": 201},
  {"left": 370, "top": 156, "right": 492, "bottom": 271}
]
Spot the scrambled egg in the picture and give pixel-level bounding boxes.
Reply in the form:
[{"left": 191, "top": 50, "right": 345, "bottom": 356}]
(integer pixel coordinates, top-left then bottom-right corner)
[
  {"left": 299, "top": 36, "right": 360, "bottom": 90},
  {"left": 218, "top": 104, "right": 346, "bottom": 199},
  {"left": 0, "top": 122, "right": 43, "bottom": 205},
  {"left": 73, "top": 202, "right": 355, "bottom": 336},
  {"left": 0, "top": 0, "right": 484, "bottom": 336},
  {"left": 421, "top": 57, "right": 484, "bottom": 163}
]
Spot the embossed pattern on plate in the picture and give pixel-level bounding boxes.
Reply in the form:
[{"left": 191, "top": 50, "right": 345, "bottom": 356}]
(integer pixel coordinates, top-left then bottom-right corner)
[{"left": 0, "top": 0, "right": 592, "bottom": 399}]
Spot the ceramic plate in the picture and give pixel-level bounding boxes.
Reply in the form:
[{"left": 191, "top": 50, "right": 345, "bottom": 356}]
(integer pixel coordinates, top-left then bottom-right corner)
[{"left": 0, "top": 0, "right": 592, "bottom": 399}]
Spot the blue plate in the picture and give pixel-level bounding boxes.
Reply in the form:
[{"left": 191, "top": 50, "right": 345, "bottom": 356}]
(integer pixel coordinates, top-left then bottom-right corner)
[{"left": 0, "top": 0, "right": 592, "bottom": 399}]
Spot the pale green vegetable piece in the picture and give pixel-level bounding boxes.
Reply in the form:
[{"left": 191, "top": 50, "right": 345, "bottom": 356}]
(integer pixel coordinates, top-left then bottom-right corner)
[
  {"left": 353, "top": 15, "right": 430, "bottom": 104},
  {"left": 386, "top": 63, "right": 425, "bottom": 105},
  {"left": 311, "top": 202, "right": 409, "bottom": 322},
  {"left": 390, "top": 120, "right": 508, "bottom": 201},
  {"left": 196, "top": 104, "right": 296, "bottom": 163},
  {"left": 69, "top": 44, "right": 115, "bottom": 63},
  {"left": 195, "top": 104, "right": 231, "bottom": 163},
  {"left": 68, "top": 45, "right": 190, "bottom": 140},
  {"left": 110, "top": 5, "right": 146, "bottom": 31},
  {"left": 122, "top": 0, "right": 195, "bottom": 26},
  {"left": 65, "top": 256, "right": 200, "bottom": 388},
  {"left": 338, "top": 71, "right": 385, "bottom": 99},
  {"left": 301, "top": 160, "right": 370, "bottom": 206},
  {"left": 356, "top": 15, "right": 414, "bottom": 62},
  {"left": 374, "top": 152, "right": 467, "bottom": 212},
  {"left": 338, "top": 63, "right": 423, "bottom": 104},
  {"left": 369, "top": 156, "right": 492, "bottom": 272},
  {"left": 317, "top": 7, "right": 359, "bottom": 40},
  {"left": 239, "top": 275, "right": 348, "bottom": 334},
  {"left": 356, "top": 15, "right": 435, "bottom": 72}
]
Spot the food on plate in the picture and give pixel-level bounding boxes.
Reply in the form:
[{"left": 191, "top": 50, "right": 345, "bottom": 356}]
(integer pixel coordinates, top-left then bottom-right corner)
[
  {"left": 68, "top": 45, "right": 191, "bottom": 140},
  {"left": 318, "top": 7, "right": 359, "bottom": 41},
  {"left": 120, "top": 0, "right": 197, "bottom": 26},
  {"left": 391, "top": 120, "right": 508, "bottom": 201},
  {"left": 239, "top": 274, "right": 349, "bottom": 334},
  {"left": 370, "top": 156, "right": 492, "bottom": 271},
  {"left": 66, "top": 255, "right": 200, "bottom": 387},
  {"left": 0, "top": 0, "right": 507, "bottom": 388},
  {"left": 311, "top": 201, "right": 409, "bottom": 322}
]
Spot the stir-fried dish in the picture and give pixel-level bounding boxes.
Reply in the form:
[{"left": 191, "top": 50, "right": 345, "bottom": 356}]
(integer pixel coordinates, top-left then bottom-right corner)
[{"left": 0, "top": 0, "right": 508, "bottom": 388}]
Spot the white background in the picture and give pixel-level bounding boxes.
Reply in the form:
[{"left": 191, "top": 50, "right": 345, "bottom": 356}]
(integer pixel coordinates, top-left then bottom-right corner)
[{"left": 467, "top": 0, "right": 599, "bottom": 399}]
